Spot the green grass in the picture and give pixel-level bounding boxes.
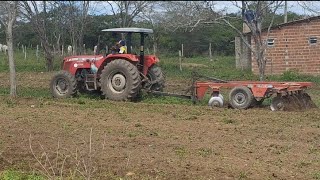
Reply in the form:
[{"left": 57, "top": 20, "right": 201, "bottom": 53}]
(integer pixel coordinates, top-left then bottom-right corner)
[
  {"left": 0, "top": 49, "right": 61, "bottom": 72},
  {"left": 158, "top": 56, "right": 257, "bottom": 81},
  {"left": 1, "top": 51, "right": 320, "bottom": 107},
  {"left": 0, "top": 170, "right": 45, "bottom": 180}
]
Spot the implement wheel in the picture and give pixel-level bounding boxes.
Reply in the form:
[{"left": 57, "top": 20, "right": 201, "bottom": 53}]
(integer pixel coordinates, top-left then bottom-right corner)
[{"left": 229, "top": 86, "right": 254, "bottom": 110}]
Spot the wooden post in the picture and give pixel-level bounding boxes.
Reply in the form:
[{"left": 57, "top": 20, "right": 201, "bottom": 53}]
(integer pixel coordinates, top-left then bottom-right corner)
[
  {"left": 153, "top": 44, "right": 156, "bottom": 56},
  {"left": 284, "top": 1, "right": 288, "bottom": 23},
  {"left": 36, "top": 45, "right": 39, "bottom": 61},
  {"left": 147, "top": 48, "right": 150, "bottom": 54},
  {"left": 209, "top": 42, "right": 213, "bottom": 61},
  {"left": 181, "top": 44, "right": 184, "bottom": 58},
  {"left": 62, "top": 45, "right": 64, "bottom": 56},
  {"left": 83, "top": 44, "right": 86, "bottom": 54},
  {"left": 24, "top": 45, "right": 27, "bottom": 60},
  {"left": 22, "top": 44, "right": 24, "bottom": 53},
  {"left": 105, "top": 45, "right": 108, "bottom": 55},
  {"left": 179, "top": 50, "right": 182, "bottom": 72}
]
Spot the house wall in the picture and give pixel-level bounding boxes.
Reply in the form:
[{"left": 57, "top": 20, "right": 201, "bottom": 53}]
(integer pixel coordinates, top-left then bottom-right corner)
[{"left": 251, "top": 18, "right": 320, "bottom": 75}]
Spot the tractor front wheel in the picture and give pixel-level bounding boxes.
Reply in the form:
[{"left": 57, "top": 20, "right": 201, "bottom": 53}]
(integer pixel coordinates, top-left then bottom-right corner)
[
  {"left": 50, "top": 70, "right": 77, "bottom": 98},
  {"left": 100, "top": 59, "right": 141, "bottom": 101}
]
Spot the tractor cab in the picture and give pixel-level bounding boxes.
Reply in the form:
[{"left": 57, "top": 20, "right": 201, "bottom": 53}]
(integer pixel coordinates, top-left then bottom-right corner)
[{"left": 102, "top": 28, "right": 154, "bottom": 70}]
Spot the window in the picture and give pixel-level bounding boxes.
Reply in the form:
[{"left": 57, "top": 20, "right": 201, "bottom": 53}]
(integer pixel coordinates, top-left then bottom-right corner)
[
  {"left": 267, "top": 38, "right": 274, "bottom": 47},
  {"left": 309, "top": 37, "right": 317, "bottom": 44}
]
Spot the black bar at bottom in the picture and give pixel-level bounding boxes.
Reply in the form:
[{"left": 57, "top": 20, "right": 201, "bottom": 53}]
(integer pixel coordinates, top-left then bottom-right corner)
[{"left": 149, "top": 91, "right": 192, "bottom": 99}]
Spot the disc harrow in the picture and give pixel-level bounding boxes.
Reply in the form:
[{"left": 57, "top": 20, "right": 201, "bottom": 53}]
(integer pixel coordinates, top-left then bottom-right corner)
[
  {"left": 190, "top": 73, "right": 317, "bottom": 111},
  {"left": 149, "top": 72, "right": 317, "bottom": 111}
]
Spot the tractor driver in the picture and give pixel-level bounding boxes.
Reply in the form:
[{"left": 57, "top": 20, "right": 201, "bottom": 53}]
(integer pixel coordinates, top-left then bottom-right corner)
[{"left": 118, "top": 40, "right": 127, "bottom": 54}]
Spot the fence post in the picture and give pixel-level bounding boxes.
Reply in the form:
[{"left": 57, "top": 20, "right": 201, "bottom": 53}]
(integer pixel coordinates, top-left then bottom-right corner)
[
  {"left": 181, "top": 44, "right": 184, "bottom": 58},
  {"left": 153, "top": 44, "right": 156, "bottom": 56},
  {"left": 209, "top": 42, "right": 213, "bottom": 61},
  {"left": 24, "top": 45, "right": 27, "bottom": 60},
  {"left": 36, "top": 45, "right": 39, "bottom": 61},
  {"left": 179, "top": 50, "right": 182, "bottom": 72}
]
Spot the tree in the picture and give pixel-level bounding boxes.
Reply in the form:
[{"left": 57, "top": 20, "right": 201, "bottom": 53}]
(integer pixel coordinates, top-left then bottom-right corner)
[
  {"left": 19, "top": 1, "right": 56, "bottom": 71},
  {"left": 0, "top": 1, "right": 18, "bottom": 98},
  {"left": 61, "top": 1, "right": 90, "bottom": 55},
  {"left": 106, "top": 1, "right": 152, "bottom": 28},
  {"left": 156, "top": 1, "right": 284, "bottom": 80}
]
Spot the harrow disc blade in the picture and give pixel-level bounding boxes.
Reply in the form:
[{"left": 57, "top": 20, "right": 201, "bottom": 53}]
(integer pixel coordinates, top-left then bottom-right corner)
[
  {"left": 271, "top": 93, "right": 317, "bottom": 111},
  {"left": 270, "top": 96, "right": 286, "bottom": 111},
  {"left": 301, "top": 93, "right": 317, "bottom": 109}
]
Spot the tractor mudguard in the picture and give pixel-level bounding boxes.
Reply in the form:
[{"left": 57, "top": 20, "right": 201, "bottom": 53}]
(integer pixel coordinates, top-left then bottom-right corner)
[{"left": 143, "top": 55, "right": 160, "bottom": 75}]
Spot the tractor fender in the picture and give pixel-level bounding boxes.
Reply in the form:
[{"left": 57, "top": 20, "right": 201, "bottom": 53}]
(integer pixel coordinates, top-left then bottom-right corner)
[
  {"left": 143, "top": 55, "right": 160, "bottom": 75},
  {"left": 98, "top": 54, "right": 140, "bottom": 73}
]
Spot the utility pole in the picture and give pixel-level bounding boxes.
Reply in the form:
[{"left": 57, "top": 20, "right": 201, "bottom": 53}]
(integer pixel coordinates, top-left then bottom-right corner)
[{"left": 284, "top": 1, "right": 288, "bottom": 23}]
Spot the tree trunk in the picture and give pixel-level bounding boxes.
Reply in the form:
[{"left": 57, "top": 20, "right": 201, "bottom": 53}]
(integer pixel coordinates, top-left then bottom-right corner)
[{"left": 6, "top": 14, "right": 17, "bottom": 98}]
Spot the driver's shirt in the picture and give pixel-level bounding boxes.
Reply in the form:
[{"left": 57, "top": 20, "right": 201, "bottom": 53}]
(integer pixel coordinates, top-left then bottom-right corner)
[{"left": 119, "top": 46, "right": 127, "bottom": 54}]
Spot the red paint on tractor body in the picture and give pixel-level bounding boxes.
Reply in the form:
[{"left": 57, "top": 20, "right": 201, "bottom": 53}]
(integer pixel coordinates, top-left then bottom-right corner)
[{"left": 62, "top": 54, "right": 159, "bottom": 76}]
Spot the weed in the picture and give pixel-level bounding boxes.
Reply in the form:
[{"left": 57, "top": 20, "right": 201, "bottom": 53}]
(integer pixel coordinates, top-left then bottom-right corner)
[
  {"left": 134, "top": 123, "right": 142, "bottom": 127},
  {"left": 314, "top": 172, "right": 320, "bottom": 180},
  {"left": 174, "top": 147, "right": 188, "bottom": 158},
  {"left": 149, "top": 131, "right": 159, "bottom": 136},
  {"left": 5, "top": 98, "right": 16, "bottom": 108},
  {"left": 223, "top": 118, "right": 235, "bottom": 124},
  {"left": 297, "top": 161, "right": 311, "bottom": 168},
  {"left": 0, "top": 169, "right": 45, "bottom": 180},
  {"left": 198, "top": 148, "right": 213, "bottom": 158},
  {"left": 238, "top": 171, "right": 248, "bottom": 179},
  {"left": 127, "top": 131, "right": 140, "bottom": 137}
]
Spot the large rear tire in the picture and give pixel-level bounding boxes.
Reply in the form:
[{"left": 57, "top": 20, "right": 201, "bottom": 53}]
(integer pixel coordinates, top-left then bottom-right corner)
[
  {"left": 146, "top": 65, "right": 165, "bottom": 91},
  {"left": 50, "top": 70, "right": 77, "bottom": 98},
  {"left": 100, "top": 59, "right": 141, "bottom": 101}
]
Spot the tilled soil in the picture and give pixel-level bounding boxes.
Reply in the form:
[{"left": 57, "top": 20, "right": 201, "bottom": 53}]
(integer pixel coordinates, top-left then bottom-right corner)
[{"left": 0, "top": 72, "right": 320, "bottom": 179}]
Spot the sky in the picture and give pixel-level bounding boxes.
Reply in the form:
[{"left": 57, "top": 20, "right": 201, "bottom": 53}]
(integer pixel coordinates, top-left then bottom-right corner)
[
  {"left": 214, "top": 1, "right": 320, "bottom": 16},
  {"left": 89, "top": 1, "right": 320, "bottom": 16}
]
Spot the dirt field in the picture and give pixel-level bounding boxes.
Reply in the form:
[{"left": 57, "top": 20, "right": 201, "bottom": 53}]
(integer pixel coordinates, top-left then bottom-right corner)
[{"left": 0, "top": 72, "right": 320, "bottom": 179}]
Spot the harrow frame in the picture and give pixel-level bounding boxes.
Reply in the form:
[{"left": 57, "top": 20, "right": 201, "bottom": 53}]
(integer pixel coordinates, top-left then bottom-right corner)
[{"left": 149, "top": 72, "right": 316, "bottom": 111}]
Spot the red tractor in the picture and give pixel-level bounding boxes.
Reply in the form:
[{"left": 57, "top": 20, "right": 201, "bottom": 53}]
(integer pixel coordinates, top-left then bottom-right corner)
[{"left": 50, "top": 28, "right": 165, "bottom": 101}]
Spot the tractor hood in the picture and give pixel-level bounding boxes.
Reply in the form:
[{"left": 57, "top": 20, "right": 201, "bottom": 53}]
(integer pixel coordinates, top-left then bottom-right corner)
[{"left": 63, "top": 55, "right": 105, "bottom": 62}]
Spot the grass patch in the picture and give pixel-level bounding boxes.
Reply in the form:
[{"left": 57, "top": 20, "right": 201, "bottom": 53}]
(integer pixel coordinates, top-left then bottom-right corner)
[
  {"left": 198, "top": 148, "right": 213, "bottom": 158},
  {"left": 0, "top": 170, "right": 45, "bottom": 180},
  {"left": 159, "top": 56, "right": 257, "bottom": 81},
  {"left": 174, "top": 146, "right": 188, "bottom": 158},
  {"left": 223, "top": 118, "right": 235, "bottom": 124},
  {"left": 314, "top": 172, "right": 320, "bottom": 180}
]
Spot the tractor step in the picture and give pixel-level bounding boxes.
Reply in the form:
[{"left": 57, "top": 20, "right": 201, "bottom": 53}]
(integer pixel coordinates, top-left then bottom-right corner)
[{"left": 85, "top": 74, "right": 97, "bottom": 91}]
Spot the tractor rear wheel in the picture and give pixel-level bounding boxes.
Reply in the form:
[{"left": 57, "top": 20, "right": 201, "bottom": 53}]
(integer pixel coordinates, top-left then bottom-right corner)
[
  {"left": 146, "top": 65, "right": 165, "bottom": 91},
  {"left": 50, "top": 70, "right": 77, "bottom": 98},
  {"left": 100, "top": 59, "right": 141, "bottom": 101},
  {"left": 229, "top": 86, "right": 254, "bottom": 109}
]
